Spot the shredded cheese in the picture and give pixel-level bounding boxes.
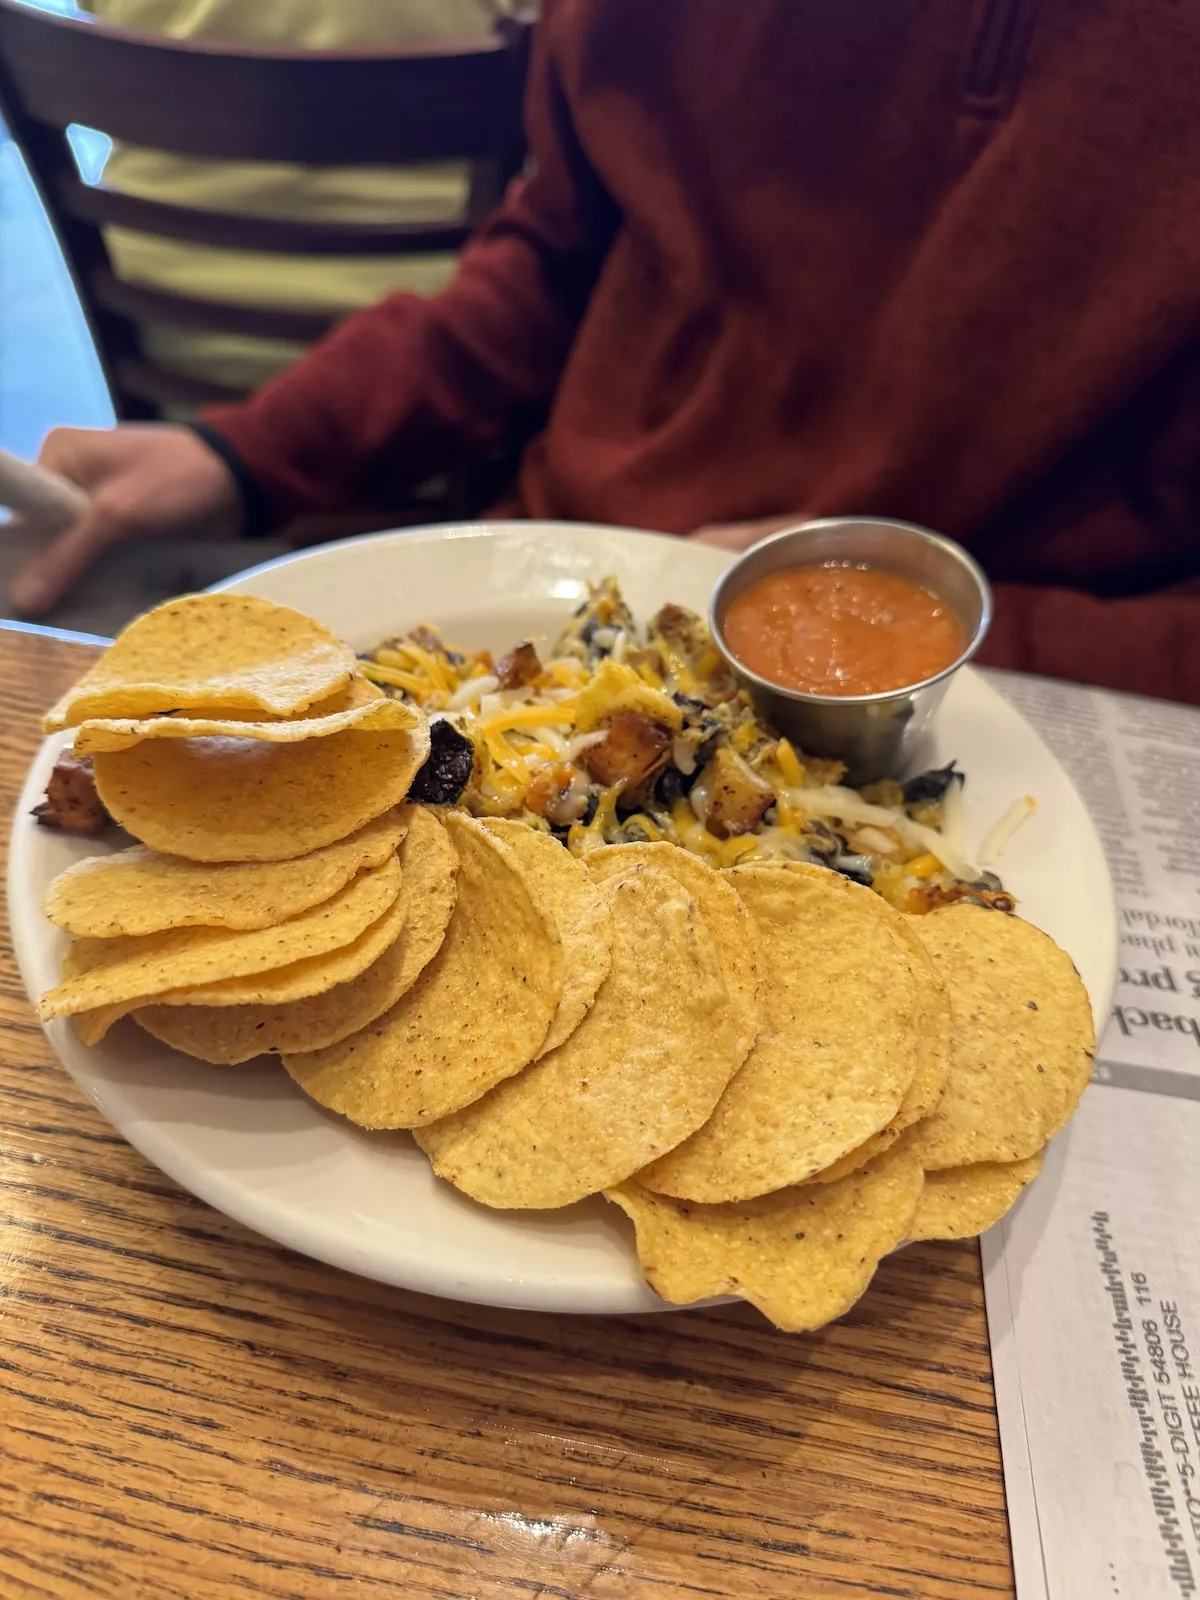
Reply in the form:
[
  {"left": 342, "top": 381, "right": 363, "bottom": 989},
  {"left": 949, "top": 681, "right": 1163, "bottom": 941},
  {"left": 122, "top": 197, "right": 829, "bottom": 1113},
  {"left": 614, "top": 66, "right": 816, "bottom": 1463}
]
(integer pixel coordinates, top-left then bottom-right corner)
[
  {"left": 483, "top": 730, "right": 530, "bottom": 783},
  {"left": 978, "top": 795, "right": 1037, "bottom": 866},
  {"left": 361, "top": 661, "right": 428, "bottom": 695},
  {"left": 774, "top": 738, "right": 806, "bottom": 789},
  {"left": 446, "top": 673, "right": 500, "bottom": 711},
  {"left": 782, "top": 785, "right": 981, "bottom": 882},
  {"left": 474, "top": 702, "right": 578, "bottom": 736},
  {"left": 940, "top": 776, "right": 966, "bottom": 858},
  {"left": 719, "top": 835, "right": 759, "bottom": 867},
  {"left": 567, "top": 784, "right": 624, "bottom": 855},
  {"left": 657, "top": 644, "right": 699, "bottom": 695}
]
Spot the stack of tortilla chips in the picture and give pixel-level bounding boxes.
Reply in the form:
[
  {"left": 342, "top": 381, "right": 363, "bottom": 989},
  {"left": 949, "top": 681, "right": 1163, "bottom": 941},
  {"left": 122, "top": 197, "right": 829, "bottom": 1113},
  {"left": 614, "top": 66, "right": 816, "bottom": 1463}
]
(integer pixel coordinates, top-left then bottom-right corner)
[
  {"left": 38, "top": 593, "right": 434, "bottom": 1051},
  {"left": 36, "top": 594, "right": 1096, "bottom": 1335}
]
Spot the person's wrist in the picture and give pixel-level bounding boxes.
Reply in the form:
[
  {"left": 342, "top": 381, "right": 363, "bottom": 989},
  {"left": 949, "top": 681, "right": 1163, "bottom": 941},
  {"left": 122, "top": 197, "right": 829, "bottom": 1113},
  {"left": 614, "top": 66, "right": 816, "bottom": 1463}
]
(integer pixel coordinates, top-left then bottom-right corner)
[{"left": 186, "top": 423, "right": 271, "bottom": 539}]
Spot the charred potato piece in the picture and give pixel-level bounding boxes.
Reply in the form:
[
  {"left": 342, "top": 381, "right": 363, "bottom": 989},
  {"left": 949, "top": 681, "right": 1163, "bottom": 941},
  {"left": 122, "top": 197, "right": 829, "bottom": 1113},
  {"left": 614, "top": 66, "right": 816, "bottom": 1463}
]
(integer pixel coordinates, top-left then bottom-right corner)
[
  {"left": 495, "top": 640, "right": 541, "bottom": 691},
  {"left": 581, "top": 711, "right": 672, "bottom": 791},
  {"left": 33, "top": 749, "right": 111, "bottom": 836},
  {"left": 697, "top": 745, "right": 775, "bottom": 837}
]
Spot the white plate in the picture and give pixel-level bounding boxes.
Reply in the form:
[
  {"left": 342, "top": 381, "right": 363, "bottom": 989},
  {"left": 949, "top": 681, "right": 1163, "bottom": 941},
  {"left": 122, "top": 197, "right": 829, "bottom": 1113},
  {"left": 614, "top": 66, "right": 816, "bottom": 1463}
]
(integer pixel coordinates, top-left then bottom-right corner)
[{"left": 8, "top": 522, "right": 1118, "bottom": 1314}]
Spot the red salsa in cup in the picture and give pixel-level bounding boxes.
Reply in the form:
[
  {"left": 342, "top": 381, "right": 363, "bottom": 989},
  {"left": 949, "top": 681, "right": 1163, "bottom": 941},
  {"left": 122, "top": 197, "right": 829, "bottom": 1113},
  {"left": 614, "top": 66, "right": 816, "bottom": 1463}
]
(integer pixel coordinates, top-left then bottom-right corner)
[{"left": 723, "top": 563, "right": 965, "bottom": 697}]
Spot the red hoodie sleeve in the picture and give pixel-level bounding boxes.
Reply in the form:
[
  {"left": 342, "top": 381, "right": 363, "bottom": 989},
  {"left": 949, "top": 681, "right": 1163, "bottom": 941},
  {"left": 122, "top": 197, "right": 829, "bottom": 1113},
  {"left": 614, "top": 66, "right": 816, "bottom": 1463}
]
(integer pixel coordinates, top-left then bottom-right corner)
[
  {"left": 199, "top": 5, "right": 618, "bottom": 526},
  {"left": 979, "top": 582, "right": 1200, "bottom": 704}
]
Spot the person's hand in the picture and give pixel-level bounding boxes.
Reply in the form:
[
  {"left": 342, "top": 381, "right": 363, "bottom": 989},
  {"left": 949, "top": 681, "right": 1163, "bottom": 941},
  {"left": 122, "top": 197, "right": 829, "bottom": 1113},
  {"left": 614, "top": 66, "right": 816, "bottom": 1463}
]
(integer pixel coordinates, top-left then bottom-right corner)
[
  {"left": 688, "top": 514, "right": 810, "bottom": 551},
  {"left": 7, "top": 424, "right": 245, "bottom": 618}
]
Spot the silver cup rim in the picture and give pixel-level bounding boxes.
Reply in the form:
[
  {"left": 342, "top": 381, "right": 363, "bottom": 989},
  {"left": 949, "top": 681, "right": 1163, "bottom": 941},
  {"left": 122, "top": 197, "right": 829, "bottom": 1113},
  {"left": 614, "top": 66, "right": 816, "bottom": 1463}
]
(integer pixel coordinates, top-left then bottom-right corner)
[{"left": 707, "top": 517, "right": 994, "bottom": 708}]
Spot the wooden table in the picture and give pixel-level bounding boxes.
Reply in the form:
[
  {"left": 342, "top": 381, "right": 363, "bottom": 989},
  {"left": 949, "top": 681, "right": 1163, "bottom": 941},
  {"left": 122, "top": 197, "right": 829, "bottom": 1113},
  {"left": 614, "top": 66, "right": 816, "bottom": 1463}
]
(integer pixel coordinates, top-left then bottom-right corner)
[{"left": 0, "top": 622, "right": 1015, "bottom": 1600}]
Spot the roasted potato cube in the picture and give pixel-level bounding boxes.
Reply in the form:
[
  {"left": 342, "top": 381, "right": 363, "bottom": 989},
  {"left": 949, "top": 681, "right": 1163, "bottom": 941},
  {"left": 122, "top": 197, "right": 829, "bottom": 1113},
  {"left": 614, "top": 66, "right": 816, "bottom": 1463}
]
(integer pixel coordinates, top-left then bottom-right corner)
[
  {"left": 698, "top": 745, "right": 775, "bottom": 837},
  {"left": 32, "top": 750, "right": 111, "bottom": 836},
  {"left": 496, "top": 640, "right": 541, "bottom": 690},
  {"left": 581, "top": 711, "right": 672, "bottom": 791}
]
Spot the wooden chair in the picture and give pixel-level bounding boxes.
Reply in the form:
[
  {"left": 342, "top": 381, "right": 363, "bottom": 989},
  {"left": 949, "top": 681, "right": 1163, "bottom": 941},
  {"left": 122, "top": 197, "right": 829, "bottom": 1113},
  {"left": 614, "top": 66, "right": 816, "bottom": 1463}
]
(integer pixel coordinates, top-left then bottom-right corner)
[{"left": 0, "top": 1, "right": 533, "bottom": 525}]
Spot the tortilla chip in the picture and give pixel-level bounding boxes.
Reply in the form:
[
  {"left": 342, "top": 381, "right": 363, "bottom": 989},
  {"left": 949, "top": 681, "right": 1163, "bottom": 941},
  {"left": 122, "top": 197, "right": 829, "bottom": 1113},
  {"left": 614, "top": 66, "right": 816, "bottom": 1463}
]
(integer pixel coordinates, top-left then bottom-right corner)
[
  {"left": 131, "top": 807, "right": 459, "bottom": 1064},
  {"left": 75, "top": 887, "right": 410, "bottom": 1047},
  {"left": 40, "top": 855, "right": 402, "bottom": 1020},
  {"left": 638, "top": 862, "right": 922, "bottom": 1203},
  {"left": 281, "top": 813, "right": 563, "bottom": 1128},
  {"left": 43, "top": 809, "right": 408, "bottom": 938},
  {"left": 482, "top": 819, "right": 612, "bottom": 1056},
  {"left": 91, "top": 700, "right": 430, "bottom": 862},
  {"left": 585, "top": 841, "right": 761, "bottom": 1066},
  {"left": 44, "top": 593, "right": 356, "bottom": 731},
  {"left": 76, "top": 877, "right": 419, "bottom": 1045},
  {"left": 416, "top": 867, "right": 740, "bottom": 1209},
  {"left": 73, "top": 678, "right": 391, "bottom": 755},
  {"left": 907, "top": 1152, "right": 1044, "bottom": 1242},
  {"left": 606, "top": 1139, "right": 925, "bottom": 1332},
  {"left": 903, "top": 905, "right": 1095, "bottom": 1168},
  {"left": 808, "top": 914, "right": 951, "bottom": 1183},
  {"left": 67, "top": 675, "right": 382, "bottom": 748},
  {"left": 570, "top": 660, "right": 684, "bottom": 733}
]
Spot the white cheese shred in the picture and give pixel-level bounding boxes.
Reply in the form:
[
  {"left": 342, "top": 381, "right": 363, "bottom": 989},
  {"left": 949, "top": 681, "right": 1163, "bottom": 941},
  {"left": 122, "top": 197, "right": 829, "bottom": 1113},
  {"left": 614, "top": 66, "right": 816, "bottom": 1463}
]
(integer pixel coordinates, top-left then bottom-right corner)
[{"left": 977, "top": 795, "right": 1037, "bottom": 867}]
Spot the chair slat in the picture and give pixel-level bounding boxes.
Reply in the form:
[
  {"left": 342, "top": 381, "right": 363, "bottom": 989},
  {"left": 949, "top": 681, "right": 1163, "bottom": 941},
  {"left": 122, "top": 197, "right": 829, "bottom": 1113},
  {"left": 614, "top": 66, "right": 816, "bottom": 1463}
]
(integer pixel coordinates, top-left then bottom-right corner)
[
  {"left": 0, "top": 4, "right": 528, "bottom": 165},
  {"left": 93, "top": 270, "right": 340, "bottom": 344},
  {"left": 62, "top": 178, "right": 472, "bottom": 257},
  {"left": 113, "top": 356, "right": 246, "bottom": 408}
]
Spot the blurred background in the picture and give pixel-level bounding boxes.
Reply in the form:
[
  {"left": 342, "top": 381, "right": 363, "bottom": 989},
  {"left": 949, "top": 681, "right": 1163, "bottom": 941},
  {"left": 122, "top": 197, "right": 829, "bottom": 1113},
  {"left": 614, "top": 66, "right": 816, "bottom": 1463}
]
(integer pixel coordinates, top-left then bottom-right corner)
[
  {"left": 0, "top": 1, "right": 117, "bottom": 631},
  {"left": 0, "top": 0, "right": 528, "bottom": 635}
]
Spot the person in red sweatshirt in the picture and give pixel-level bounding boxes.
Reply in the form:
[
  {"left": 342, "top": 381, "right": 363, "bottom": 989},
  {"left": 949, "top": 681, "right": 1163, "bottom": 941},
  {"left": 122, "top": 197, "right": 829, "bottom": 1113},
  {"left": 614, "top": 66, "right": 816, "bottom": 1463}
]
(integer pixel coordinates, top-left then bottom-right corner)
[{"left": 12, "top": 0, "right": 1200, "bottom": 702}]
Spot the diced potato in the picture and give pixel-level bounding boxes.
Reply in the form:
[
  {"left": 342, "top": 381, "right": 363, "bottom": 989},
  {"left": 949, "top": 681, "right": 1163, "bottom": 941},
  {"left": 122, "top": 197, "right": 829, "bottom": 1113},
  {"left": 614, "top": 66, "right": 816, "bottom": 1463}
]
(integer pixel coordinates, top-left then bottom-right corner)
[
  {"left": 697, "top": 746, "right": 775, "bottom": 837},
  {"left": 581, "top": 711, "right": 672, "bottom": 790},
  {"left": 33, "top": 750, "right": 110, "bottom": 836},
  {"left": 496, "top": 640, "right": 541, "bottom": 691}
]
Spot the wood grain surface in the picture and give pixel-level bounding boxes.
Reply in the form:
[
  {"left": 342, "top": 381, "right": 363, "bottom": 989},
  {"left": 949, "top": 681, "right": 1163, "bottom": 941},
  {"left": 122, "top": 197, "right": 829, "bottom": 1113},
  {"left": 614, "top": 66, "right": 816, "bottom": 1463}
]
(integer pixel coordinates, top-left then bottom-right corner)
[{"left": 0, "top": 623, "right": 1016, "bottom": 1600}]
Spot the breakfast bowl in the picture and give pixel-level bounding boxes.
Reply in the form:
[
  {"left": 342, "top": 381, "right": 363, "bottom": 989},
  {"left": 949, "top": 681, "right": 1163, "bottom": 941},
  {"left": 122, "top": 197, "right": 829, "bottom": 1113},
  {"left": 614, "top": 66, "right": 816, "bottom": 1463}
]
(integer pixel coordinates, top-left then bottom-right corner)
[{"left": 709, "top": 517, "right": 993, "bottom": 783}]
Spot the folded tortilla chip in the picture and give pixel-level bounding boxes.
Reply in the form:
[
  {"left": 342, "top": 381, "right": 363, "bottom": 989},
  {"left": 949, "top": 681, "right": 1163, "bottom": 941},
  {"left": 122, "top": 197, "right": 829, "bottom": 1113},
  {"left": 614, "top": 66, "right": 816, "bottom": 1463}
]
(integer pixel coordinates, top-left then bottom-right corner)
[
  {"left": 481, "top": 819, "right": 611, "bottom": 1056},
  {"left": 73, "top": 677, "right": 391, "bottom": 755},
  {"left": 808, "top": 912, "right": 951, "bottom": 1184},
  {"left": 41, "top": 855, "right": 402, "bottom": 1020},
  {"left": 43, "top": 810, "right": 408, "bottom": 938},
  {"left": 586, "top": 841, "right": 761, "bottom": 1068},
  {"left": 91, "top": 700, "right": 429, "bottom": 862},
  {"left": 44, "top": 593, "right": 356, "bottom": 731},
  {"left": 132, "top": 807, "right": 459, "bottom": 1063}
]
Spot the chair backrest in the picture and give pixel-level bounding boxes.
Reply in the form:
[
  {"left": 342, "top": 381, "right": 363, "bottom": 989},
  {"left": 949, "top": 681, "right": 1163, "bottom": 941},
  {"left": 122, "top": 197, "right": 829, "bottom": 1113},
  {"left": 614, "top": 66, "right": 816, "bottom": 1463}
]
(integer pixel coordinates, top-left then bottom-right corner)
[{"left": 0, "top": 0, "right": 533, "bottom": 417}]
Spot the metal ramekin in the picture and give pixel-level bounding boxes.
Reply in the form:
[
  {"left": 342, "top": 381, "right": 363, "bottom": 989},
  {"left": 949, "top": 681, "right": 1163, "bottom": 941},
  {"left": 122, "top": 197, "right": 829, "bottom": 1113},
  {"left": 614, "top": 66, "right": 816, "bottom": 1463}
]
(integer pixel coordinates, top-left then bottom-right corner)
[{"left": 709, "top": 517, "right": 992, "bottom": 784}]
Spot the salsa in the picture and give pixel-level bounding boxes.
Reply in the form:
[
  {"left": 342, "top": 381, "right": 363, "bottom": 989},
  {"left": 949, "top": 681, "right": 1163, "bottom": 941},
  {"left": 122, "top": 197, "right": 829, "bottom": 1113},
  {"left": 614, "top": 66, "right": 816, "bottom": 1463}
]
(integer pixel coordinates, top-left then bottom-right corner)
[{"left": 723, "top": 562, "right": 965, "bottom": 697}]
